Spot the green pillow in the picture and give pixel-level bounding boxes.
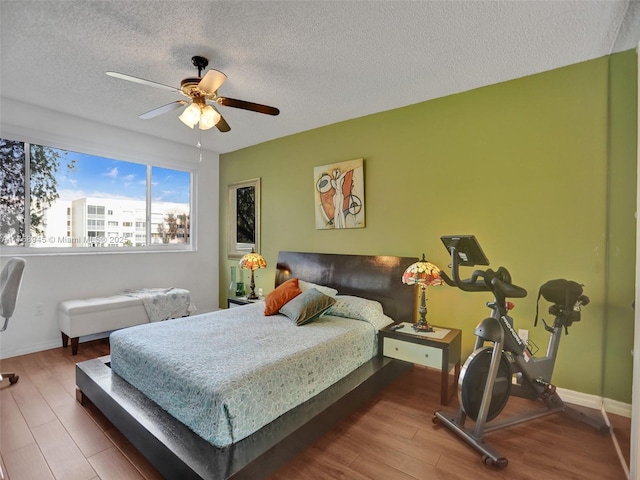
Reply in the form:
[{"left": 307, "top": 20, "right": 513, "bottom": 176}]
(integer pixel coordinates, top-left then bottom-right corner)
[{"left": 279, "top": 288, "right": 336, "bottom": 326}]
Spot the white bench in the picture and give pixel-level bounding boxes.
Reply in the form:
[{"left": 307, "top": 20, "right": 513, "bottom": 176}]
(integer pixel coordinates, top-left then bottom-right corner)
[{"left": 58, "top": 289, "right": 194, "bottom": 355}]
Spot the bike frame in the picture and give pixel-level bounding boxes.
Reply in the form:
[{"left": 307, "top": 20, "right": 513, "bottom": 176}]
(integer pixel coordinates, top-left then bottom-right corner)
[{"left": 475, "top": 301, "right": 564, "bottom": 400}]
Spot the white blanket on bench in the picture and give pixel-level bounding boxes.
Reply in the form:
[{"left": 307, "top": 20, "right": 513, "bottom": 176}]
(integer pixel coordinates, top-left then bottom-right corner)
[{"left": 123, "top": 288, "right": 196, "bottom": 322}]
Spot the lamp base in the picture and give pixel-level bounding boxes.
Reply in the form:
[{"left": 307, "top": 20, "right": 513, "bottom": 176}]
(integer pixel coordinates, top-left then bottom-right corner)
[
  {"left": 412, "top": 321, "right": 434, "bottom": 333},
  {"left": 246, "top": 270, "right": 258, "bottom": 300}
]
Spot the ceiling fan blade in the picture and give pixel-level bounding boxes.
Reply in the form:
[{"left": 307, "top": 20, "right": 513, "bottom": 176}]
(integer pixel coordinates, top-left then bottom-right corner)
[
  {"left": 216, "top": 114, "right": 231, "bottom": 133},
  {"left": 139, "top": 100, "right": 187, "bottom": 119},
  {"left": 218, "top": 97, "right": 280, "bottom": 116},
  {"left": 198, "top": 69, "right": 227, "bottom": 95},
  {"left": 106, "top": 71, "right": 181, "bottom": 93},
  {"left": 208, "top": 104, "right": 230, "bottom": 132}
]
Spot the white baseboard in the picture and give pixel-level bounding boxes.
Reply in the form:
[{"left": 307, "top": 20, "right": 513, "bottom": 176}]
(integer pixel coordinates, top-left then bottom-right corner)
[
  {"left": 0, "top": 332, "right": 110, "bottom": 360},
  {"left": 604, "top": 397, "right": 634, "bottom": 418},
  {"left": 1, "top": 339, "right": 61, "bottom": 359},
  {"left": 557, "top": 386, "right": 632, "bottom": 418}
]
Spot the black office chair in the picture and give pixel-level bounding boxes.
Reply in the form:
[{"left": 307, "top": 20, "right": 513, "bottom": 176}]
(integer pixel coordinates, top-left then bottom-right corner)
[{"left": 0, "top": 257, "right": 26, "bottom": 385}]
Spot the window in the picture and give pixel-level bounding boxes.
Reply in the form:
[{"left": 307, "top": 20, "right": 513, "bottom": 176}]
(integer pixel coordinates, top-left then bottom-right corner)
[
  {"left": 0, "top": 138, "right": 192, "bottom": 251},
  {"left": 88, "top": 205, "right": 105, "bottom": 215},
  {"left": 152, "top": 166, "right": 191, "bottom": 245}
]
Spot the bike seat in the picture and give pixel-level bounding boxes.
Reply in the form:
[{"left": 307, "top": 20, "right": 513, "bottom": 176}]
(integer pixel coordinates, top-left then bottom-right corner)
[{"left": 491, "top": 276, "right": 527, "bottom": 298}]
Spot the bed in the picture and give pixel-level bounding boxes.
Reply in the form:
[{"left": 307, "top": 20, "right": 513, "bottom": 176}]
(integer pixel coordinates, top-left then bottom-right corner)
[{"left": 75, "top": 251, "right": 417, "bottom": 479}]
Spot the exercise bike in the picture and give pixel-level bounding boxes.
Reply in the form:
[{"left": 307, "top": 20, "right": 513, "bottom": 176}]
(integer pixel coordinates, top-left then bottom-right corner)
[{"left": 432, "top": 235, "right": 609, "bottom": 468}]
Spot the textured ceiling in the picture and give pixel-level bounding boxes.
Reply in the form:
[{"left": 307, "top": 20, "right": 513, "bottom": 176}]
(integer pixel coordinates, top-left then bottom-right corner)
[{"left": 1, "top": 1, "right": 639, "bottom": 154}]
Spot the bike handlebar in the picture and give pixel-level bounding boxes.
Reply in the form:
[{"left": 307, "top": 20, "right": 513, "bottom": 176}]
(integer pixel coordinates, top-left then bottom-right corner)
[{"left": 441, "top": 246, "right": 527, "bottom": 300}]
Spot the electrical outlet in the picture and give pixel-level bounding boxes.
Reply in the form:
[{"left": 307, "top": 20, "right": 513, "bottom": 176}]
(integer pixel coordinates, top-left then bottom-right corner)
[
  {"left": 35, "top": 302, "right": 44, "bottom": 316},
  {"left": 258, "top": 288, "right": 264, "bottom": 297},
  {"left": 518, "top": 328, "right": 529, "bottom": 344}
]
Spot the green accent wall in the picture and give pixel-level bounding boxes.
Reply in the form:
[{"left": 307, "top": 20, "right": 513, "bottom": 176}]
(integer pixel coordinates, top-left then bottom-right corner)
[
  {"left": 220, "top": 50, "right": 637, "bottom": 402},
  {"left": 604, "top": 50, "right": 638, "bottom": 403}
]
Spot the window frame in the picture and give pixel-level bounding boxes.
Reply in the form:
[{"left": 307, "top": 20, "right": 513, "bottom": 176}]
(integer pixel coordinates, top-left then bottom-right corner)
[{"left": 0, "top": 137, "right": 197, "bottom": 256}]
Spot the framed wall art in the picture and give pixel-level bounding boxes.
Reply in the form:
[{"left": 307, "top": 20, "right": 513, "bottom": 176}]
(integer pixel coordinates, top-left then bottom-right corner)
[
  {"left": 314, "top": 158, "right": 365, "bottom": 230},
  {"left": 227, "top": 178, "right": 260, "bottom": 258}
]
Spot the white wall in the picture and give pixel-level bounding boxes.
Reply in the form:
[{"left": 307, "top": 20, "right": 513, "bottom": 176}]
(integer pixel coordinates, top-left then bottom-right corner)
[{"left": 0, "top": 98, "right": 219, "bottom": 359}]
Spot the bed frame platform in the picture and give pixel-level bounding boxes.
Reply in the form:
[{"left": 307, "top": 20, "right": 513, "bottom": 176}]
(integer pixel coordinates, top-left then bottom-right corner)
[
  {"left": 77, "top": 354, "right": 411, "bottom": 479},
  {"left": 76, "top": 251, "right": 418, "bottom": 479}
]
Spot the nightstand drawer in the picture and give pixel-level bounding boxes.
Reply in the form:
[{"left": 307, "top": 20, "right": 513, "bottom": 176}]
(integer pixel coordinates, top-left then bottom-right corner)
[{"left": 383, "top": 337, "right": 442, "bottom": 369}]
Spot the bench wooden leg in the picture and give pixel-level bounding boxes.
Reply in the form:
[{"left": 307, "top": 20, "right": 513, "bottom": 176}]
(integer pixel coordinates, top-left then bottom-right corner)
[{"left": 61, "top": 332, "right": 79, "bottom": 355}]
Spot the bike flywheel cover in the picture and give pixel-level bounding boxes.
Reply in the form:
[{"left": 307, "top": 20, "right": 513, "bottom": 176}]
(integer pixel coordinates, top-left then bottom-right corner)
[{"left": 459, "top": 347, "right": 512, "bottom": 422}]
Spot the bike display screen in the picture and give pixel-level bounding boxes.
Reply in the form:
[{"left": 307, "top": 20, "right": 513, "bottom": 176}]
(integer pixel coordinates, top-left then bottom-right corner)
[{"left": 441, "top": 235, "right": 490, "bottom": 266}]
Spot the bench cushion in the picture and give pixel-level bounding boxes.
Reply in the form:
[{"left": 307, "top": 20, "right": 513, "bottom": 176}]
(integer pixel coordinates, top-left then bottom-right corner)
[{"left": 58, "top": 295, "right": 149, "bottom": 338}]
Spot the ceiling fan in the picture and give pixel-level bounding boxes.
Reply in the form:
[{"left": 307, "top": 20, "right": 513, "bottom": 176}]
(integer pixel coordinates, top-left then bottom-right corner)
[{"left": 106, "top": 55, "right": 279, "bottom": 132}]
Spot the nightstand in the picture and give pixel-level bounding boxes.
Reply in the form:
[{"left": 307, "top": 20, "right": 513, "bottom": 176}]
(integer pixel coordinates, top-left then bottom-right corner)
[
  {"left": 379, "top": 323, "right": 461, "bottom": 405},
  {"left": 227, "top": 297, "right": 261, "bottom": 308}
]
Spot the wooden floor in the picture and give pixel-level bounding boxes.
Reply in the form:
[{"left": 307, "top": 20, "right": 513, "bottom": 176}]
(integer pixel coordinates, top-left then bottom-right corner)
[{"left": 0, "top": 339, "right": 631, "bottom": 480}]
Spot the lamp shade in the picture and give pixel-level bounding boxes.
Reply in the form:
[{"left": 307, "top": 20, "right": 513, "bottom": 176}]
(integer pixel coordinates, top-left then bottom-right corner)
[
  {"left": 239, "top": 249, "right": 267, "bottom": 271},
  {"left": 178, "top": 103, "right": 201, "bottom": 129},
  {"left": 402, "top": 254, "right": 442, "bottom": 287},
  {"left": 179, "top": 102, "right": 221, "bottom": 130},
  {"left": 199, "top": 105, "right": 221, "bottom": 130}
]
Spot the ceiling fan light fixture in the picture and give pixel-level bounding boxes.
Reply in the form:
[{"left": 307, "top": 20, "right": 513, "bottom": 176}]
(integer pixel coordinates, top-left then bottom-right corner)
[
  {"left": 199, "top": 105, "right": 220, "bottom": 130},
  {"left": 108, "top": 55, "right": 279, "bottom": 134},
  {"left": 179, "top": 103, "right": 201, "bottom": 129}
]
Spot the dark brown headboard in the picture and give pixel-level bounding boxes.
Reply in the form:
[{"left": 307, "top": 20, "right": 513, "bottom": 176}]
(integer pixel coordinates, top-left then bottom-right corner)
[{"left": 275, "top": 251, "right": 418, "bottom": 322}]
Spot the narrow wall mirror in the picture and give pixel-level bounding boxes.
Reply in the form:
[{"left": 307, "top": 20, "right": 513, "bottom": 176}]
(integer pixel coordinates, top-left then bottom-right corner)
[{"left": 227, "top": 178, "right": 260, "bottom": 258}]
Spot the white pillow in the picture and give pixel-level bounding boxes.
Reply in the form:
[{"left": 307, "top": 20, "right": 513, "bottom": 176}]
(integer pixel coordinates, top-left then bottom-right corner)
[
  {"left": 298, "top": 279, "right": 338, "bottom": 298},
  {"left": 325, "top": 295, "right": 393, "bottom": 331}
]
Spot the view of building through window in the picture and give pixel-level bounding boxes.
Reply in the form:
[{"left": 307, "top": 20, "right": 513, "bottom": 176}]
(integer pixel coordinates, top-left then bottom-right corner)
[{"left": 0, "top": 138, "right": 191, "bottom": 248}]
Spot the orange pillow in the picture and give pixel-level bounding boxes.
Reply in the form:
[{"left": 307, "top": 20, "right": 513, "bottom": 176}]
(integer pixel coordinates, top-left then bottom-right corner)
[{"left": 264, "top": 278, "right": 302, "bottom": 315}]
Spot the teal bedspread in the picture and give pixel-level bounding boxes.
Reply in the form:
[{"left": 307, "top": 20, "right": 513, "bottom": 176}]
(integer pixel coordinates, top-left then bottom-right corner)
[{"left": 110, "top": 300, "right": 390, "bottom": 447}]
